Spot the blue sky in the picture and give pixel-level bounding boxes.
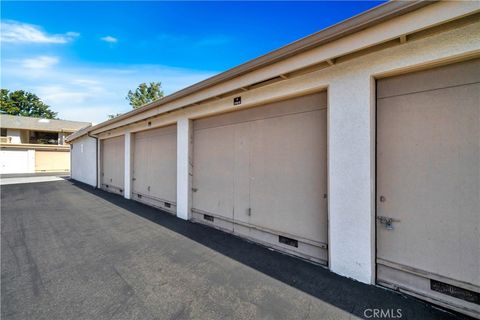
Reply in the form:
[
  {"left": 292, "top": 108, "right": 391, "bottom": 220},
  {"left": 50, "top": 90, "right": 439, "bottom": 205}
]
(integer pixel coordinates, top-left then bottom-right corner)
[{"left": 1, "top": 1, "right": 383, "bottom": 123}]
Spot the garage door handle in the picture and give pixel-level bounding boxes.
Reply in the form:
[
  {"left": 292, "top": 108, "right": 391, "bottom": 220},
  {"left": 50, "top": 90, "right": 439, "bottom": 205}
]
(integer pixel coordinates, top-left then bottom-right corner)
[
  {"left": 377, "top": 216, "right": 400, "bottom": 230},
  {"left": 192, "top": 188, "right": 198, "bottom": 192},
  {"left": 132, "top": 178, "right": 136, "bottom": 181}
]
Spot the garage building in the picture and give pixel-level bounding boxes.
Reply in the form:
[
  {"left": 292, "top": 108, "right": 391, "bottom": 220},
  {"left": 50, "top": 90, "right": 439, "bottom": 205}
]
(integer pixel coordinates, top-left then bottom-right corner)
[{"left": 67, "top": 2, "right": 480, "bottom": 317}]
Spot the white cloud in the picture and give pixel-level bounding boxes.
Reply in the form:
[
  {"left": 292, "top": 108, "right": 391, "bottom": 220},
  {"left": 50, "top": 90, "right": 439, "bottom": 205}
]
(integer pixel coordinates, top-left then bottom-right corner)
[
  {"left": 36, "top": 85, "right": 103, "bottom": 105},
  {"left": 72, "top": 79, "right": 101, "bottom": 86},
  {"left": 101, "top": 36, "right": 118, "bottom": 43},
  {"left": 0, "top": 20, "right": 79, "bottom": 44},
  {"left": 21, "top": 56, "right": 59, "bottom": 69},
  {"left": 1, "top": 58, "right": 216, "bottom": 123}
]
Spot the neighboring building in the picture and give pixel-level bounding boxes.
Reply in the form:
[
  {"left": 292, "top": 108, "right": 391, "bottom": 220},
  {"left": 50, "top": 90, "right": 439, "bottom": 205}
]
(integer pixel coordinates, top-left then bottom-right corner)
[
  {"left": 0, "top": 114, "right": 90, "bottom": 174},
  {"left": 67, "top": 2, "right": 480, "bottom": 318}
]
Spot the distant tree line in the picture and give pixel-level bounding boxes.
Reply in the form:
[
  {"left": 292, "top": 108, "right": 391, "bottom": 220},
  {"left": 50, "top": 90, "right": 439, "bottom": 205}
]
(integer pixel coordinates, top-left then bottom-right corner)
[
  {"left": 1, "top": 82, "right": 164, "bottom": 121},
  {"left": 0, "top": 89, "right": 57, "bottom": 119}
]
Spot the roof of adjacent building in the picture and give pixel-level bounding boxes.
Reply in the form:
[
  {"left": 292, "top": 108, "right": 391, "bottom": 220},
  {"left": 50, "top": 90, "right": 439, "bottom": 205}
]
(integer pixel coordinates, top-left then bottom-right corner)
[{"left": 0, "top": 114, "right": 91, "bottom": 132}]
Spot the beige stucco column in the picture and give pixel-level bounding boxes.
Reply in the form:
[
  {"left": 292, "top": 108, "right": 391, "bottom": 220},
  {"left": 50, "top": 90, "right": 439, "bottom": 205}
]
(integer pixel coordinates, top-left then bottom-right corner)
[
  {"left": 97, "top": 139, "right": 102, "bottom": 189},
  {"left": 328, "top": 74, "right": 376, "bottom": 284},
  {"left": 124, "top": 132, "right": 133, "bottom": 199},
  {"left": 176, "top": 117, "right": 193, "bottom": 220}
]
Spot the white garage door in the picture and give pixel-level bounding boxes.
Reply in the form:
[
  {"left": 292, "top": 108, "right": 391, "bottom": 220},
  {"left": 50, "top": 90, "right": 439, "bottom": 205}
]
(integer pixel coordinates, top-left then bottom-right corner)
[
  {"left": 132, "top": 125, "right": 177, "bottom": 213},
  {"left": 192, "top": 92, "right": 328, "bottom": 264},
  {"left": 0, "top": 149, "right": 33, "bottom": 174},
  {"left": 376, "top": 59, "right": 480, "bottom": 317},
  {"left": 101, "top": 135, "right": 125, "bottom": 195}
]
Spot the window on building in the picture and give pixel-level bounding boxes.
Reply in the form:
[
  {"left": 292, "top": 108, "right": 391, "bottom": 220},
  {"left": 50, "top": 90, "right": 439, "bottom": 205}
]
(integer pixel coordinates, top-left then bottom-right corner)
[
  {"left": 0, "top": 128, "right": 7, "bottom": 137},
  {"left": 29, "top": 131, "right": 59, "bottom": 144}
]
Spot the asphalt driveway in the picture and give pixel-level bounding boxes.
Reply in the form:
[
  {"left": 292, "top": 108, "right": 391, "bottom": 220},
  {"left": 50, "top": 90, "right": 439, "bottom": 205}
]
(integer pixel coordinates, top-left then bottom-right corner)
[{"left": 1, "top": 180, "right": 469, "bottom": 320}]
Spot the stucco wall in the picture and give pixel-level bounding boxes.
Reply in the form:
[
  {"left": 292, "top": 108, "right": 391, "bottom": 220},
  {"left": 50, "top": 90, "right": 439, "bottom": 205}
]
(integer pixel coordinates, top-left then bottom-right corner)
[
  {"left": 20, "top": 130, "right": 29, "bottom": 143},
  {"left": 71, "top": 135, "right": 97, "bottom": 187},
  {"left": 6, "top": 129, "right": 22, "bottom": 144}
]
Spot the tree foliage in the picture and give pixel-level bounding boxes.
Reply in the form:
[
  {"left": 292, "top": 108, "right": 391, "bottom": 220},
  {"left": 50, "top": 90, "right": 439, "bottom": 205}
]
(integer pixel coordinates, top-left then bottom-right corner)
[
  {"left": 108, "top": 113, "right": 123, "bottom": 120},
  {"left": 0, "top": 89, "right": 58, "bottom": 119},
  {"left": 126, "top": 82, "right": 164, "bottom": 109}
]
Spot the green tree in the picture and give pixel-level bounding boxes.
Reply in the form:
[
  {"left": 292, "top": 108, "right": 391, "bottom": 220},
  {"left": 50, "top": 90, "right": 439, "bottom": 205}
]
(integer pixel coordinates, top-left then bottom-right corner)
[
  {"left": 108, "top": 113, "right": 123, "bottom": 119},
  {"left": 126, "top": 82, "right": 164, "bottom": 109},
  {"left": 0, "top": 89, "right": 58, "bottom": 119}
]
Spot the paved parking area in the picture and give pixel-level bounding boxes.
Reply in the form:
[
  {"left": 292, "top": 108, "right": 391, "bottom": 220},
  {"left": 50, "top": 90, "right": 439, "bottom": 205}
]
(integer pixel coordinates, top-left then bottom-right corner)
[{"left": 1, "top": 180, "right": 469, "bottom": 319}]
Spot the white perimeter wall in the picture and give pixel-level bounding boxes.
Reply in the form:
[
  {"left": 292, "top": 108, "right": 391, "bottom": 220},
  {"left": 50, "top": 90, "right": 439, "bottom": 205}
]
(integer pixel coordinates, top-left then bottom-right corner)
[
  {"left": 0, "top": 149, "right": 35, "bottom": 174},
  {"left": 71, "top": 135, "right": 97, "bottom": 187}
]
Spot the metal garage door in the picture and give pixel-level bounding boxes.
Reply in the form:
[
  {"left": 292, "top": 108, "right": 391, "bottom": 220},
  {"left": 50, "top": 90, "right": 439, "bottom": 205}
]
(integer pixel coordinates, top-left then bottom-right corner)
[
  {"left": 132, "top": 125, "right": 177, "bottom": 213},
  {"left": 35, "top": 150, "right": 70, "bottom": 172},
  {"left": 101, "top": 135, "right": 125, "bottom": 195},
  {"left": 376, "top": 59, "right": 480, "bottom": 317},
  {"left": 192, "top": 92, "right": 328, "bottom": 264},
  {"left": 0, "top": 149, "right": 32, "bottom": 174}
]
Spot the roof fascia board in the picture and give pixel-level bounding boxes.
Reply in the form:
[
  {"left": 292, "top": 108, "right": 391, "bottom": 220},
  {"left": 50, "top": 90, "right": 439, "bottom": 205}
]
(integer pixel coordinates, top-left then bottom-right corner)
[{"left": 4, "top": 127, "right": 78, "bottom": 133}]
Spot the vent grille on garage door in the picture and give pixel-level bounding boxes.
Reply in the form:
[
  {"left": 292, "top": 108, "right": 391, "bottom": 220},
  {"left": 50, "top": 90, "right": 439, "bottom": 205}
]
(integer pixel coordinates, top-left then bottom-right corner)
[
  {"left": 203, "top": 214, "right": 214, "bottom": 222},
  {"left": 279, "top": 235, "right": 298, "bottom": 248},
  {"left": 431, "top": 280, "right": 480, "bottom": 305}
]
